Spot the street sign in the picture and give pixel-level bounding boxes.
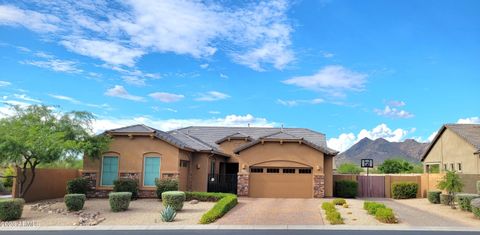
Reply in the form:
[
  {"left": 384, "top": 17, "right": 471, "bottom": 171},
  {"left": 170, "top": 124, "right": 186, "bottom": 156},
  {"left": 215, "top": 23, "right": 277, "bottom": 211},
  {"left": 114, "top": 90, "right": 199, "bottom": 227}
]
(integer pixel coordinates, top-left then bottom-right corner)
[{"left": 361, "top": 159, "right": 374, "bottom": 168}]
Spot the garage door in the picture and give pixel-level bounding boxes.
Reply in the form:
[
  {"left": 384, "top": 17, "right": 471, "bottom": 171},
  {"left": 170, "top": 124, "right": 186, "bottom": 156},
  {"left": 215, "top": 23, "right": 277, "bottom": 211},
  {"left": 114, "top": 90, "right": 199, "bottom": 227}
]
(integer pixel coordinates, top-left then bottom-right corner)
[{"left": 249, "top": 167, "right": 313, "bottom": 198}]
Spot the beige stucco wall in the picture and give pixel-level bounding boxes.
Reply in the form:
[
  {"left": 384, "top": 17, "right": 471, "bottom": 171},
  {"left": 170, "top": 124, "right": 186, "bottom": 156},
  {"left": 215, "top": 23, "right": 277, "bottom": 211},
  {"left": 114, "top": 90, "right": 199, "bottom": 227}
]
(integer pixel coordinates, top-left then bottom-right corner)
[
  {"left": 189, "top": 152, "right": 226, "bottom": 192},
  {"left": 423, "top": 128, "right": 479, "bottom": 174},
  {"left": 219, "top": 139, "right": 250, "bottom": 163},
  {"left": 324, "top": 155, "right": 334, "bottom": 197},
  {"left": 83, "top": 135, "right": 181, "bottom": 190}
]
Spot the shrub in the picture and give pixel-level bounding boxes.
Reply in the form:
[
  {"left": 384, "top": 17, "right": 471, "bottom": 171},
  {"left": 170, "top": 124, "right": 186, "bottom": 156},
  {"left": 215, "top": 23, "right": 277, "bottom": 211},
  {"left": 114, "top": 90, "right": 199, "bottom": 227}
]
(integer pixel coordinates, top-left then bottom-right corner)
[
  {"left": 325, "top": 210, "right": 344, "bottom": 224},
  {"left": 440, "top": 194, "right": 453, "bottom": 206},
  {"left": 64, "top": 194, "right": 86, "bottom": 211},
  {"left": 378, "top": 159, "right": 413, "bottom": 174},
  {"left": 364, "top": 201, "right": 386, "bottom": 215},
  {"left": 438, "top": 171, "right": 464, "bottom": 209},
  {"left": 391, "top": 182, "right": 418, "bottom": 199},
  {"left": 455, "top": 193, "right": 480, "bottom": 212},
  {"left": 199, "top": 194, "right": 238, "bottom": 224},
  {"left": 332, "top": 198, "right": 346, "bottom": 205},
  {"left": 162, "top": 191, "right": 186, "bottom": 211},
  {"left": 0, "top": 198, "right": 25, "bottom": 221},
  {"left": 185, "top": 192, "right": 229, "bottom": 201},
  {"left": 321, "top": 202, "right": 335, "bottom": 211},
  {"left": 66, "top": 177, "right": 89, "bottom": 195},
  {"left": 343, "top": 203, "right": 349, "bottom": 208},
  {"left": 427, "top": 191, "right": 441, "bottom": 204},
  {"left": 113, "top": 178, "right": 138, "bottom": 199},
  {"left": 109, "top": 192, "right": 132, "bottom": 212},
  {"left": 160, "top": 205, "right": 177, "bottom": 222},
  {"left": 334, "top": 180, "right": 358, "bottom": 198},
  {"left": 2, "top": 167, "right": 15, "bottom": 188},
  {"left": 155, "top": 178, "right": 178, "bottom": 199},
  {"left": 337, "top": 163, "right": 363, "bottom": 174},
  {"left": 471, "top": 198, "right": 480, "bottom": 219},
  {"left": 375, "top": 208, "right": 397, "bottom": 223},
  {"left": 0, "top": 181, "right": 5, "bottom": 193},
  {"left": 363, "top": 201, "right": 374, "bottom": 210}
]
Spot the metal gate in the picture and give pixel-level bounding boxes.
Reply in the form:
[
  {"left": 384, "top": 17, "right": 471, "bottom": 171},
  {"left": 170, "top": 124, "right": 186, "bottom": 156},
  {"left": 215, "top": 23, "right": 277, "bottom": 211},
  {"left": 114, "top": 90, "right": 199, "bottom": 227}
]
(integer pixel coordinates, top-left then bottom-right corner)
[
  {"left": 358, "top": 175, "right": 385, "bottom": 197},
  {"left": 207, "top": 174, "right": 237, "bottom": 194}
]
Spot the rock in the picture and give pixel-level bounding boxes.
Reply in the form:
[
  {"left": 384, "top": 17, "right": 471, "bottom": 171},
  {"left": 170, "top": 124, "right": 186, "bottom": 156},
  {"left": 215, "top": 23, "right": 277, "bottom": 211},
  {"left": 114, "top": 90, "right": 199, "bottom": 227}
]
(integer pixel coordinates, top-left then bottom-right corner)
[{"left": 190, "top": 199, "right": 199, "bottom": 204}]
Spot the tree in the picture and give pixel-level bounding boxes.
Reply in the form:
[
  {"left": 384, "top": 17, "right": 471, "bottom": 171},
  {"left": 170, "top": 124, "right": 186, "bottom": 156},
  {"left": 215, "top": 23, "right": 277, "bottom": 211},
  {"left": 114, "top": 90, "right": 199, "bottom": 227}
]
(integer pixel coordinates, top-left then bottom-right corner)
[
  {"left": 337, "top": 163, "right": 363, "bottom": 174},
  {"left": 378, "top": 159, "right": 414, "bottom": 174},
  {"left": 437, "top": 171, "right": 464, "bottom": 209},
  {"left": 0, "top": 105, "right": 111, "bottom": 197}
]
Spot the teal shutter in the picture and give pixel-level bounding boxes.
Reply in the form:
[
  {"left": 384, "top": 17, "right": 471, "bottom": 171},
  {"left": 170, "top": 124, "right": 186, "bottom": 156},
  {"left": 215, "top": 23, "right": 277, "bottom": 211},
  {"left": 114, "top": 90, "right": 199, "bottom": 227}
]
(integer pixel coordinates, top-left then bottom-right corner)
[
  {"left": 101, "top": 156, "right": 118, "bottom": 186},
  {"left": 144, "top": 157, "right": 161, "bottom": 186}
]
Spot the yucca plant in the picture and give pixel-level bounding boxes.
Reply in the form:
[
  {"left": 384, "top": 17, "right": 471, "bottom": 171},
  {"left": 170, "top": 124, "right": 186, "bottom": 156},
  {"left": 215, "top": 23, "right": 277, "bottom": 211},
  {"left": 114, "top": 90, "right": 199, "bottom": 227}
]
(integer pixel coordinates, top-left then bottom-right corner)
[{"left": 160, "top": 205, "right": 177, "bottom": 222}]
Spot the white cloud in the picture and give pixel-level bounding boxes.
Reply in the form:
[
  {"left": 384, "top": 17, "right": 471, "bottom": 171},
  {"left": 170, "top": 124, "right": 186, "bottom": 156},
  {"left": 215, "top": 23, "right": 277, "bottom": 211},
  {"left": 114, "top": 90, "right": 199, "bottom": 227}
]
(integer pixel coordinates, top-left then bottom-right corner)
[
  {"left": 209, "top": 111, "right": 220, "bottom": 115},
  {"left": 13, "top": 94, "right": 41, "bottom": 103},
  {"left": 427, "top": 131, "right": 438, "bottom": 142},
  {"left": 283, "top": 65, "right": 367, "bottom": 97},
  {"left": 48, "top": 94, "right": 110, "bottom": 109},
  {"left": 374, "top": 105, "right": 414, "bottom": 119},
  {"left": 220, "top": 73, "right": 229, "bottom": 79},
  {"left": 1, "top": 1, "right": 294, "bottom": 70},
  {"left": 277, "top": 98, "right": 324, "bottom": 107},
  {"left": 457, "top": 117, "right": 480, "bottom": 124},
  {"left": 149, "top": 92, "right": 184, "bottom": 103},
  {"left": 388, "top": 100, "right": 406, "bottom": 107},
  {"left": 277, "top": 99, "right": 298, "bottom": 107},
  {"left": 0, "top": 5, "right": 60, "bottom": 32},
  {"left": 195, "top": 91, "right": 230, "bottom": 101},
  {"left": 22, "top": 59, "right": 82, "bottom": 73},
  {"left": 92, "top": 113, "right": 276, "bottom": 133},
  {"left": 200, "top": 64, "right": 209, "bottom": 69},
  {"left": 0, "top": 81, "right": 11, "bottom": 87},
  {"left": 323, "top": 52, "right": 334, "bottom": 58},
  {"left": 122, "top": 76, "right": 146, "bottom": 87},
  {"left": 327, "top": 123, "right": 411, "bottom": 152},
  {"left": 104, "top": 85, "right": 144, "bottom": 102}
]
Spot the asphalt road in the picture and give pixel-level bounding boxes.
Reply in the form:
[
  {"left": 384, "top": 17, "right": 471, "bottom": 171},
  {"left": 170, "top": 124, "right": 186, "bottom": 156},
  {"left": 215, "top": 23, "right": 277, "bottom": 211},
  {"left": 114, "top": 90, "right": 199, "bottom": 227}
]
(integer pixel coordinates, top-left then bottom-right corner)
[{"left": 1, "top": 230, "right": 478, "bottom": 235}]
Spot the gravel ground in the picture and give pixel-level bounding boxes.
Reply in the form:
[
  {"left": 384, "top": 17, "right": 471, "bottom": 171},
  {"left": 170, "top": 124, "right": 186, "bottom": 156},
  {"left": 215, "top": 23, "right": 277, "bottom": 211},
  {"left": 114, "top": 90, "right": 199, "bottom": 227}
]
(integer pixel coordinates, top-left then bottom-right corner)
[
  {"left": 18, "top": 198, "right": 214, "bottom": 226},
  {"left": 318, "top": 198, "right": 401, "bottom": 226}
]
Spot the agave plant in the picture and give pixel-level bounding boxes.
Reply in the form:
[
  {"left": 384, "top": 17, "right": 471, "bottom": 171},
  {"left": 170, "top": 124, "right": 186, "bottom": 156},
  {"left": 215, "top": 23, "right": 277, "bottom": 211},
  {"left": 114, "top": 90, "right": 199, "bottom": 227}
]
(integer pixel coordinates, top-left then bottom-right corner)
[{"left": 160, "top": 205, "right": 177, "bottom": 222}]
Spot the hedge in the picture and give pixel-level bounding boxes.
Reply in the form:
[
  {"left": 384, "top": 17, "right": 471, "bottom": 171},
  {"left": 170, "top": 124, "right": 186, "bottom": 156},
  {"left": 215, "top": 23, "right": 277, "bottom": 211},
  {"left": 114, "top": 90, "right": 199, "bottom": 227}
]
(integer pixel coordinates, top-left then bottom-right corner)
[
  {"left": 0, "top": 198, "right": 25, "bottom": 221},
  {"left": 64, "top": 194, "right": 86, "bottom": 211},
  {"left": 156, "top": 178, "right": 178, "bottom": 199},
  {"left": 109, "top": 192, "right": 132, "bottom": 212},
  {"left": 321, "top": 202, "right": 344, "bottom": 225},
  {"left": 199, "top": 193, "right": 238, "bottom": 224},
  {"left": 375, "top": 208, "right": 397, "bottom": 223},
  {"left": 321, "top": 202, "right": 335, "bottom": 211},
  {"left": 332, "top": 198, "right": 346, "bottom": 205},
  {"left": 66, "top": 177, "right": 89, "bottom": 195},
  {"left": 391, "top": 182, "right": 418, "bottom": 199},
  {"left": 334, "top": 180, "right": 358, "bottom": 198},
  {"left": 113, "top": 178, "right": 139, "bottom": 199},
  {"left": 364, "top": 201, "right": 386, "bottom": 215},
  {"left": 456, "top": 193, "right": 480, "bottom": 212},
  {"left": 440, "top": 194, "right": 454, "bottom": 206},
  {"left": 185, "top": 192, "right": 231, "bottom": 201},
  {"left": 427, "top": 191, "right": 441, "bottom": 204},
  {"left": 471, "top": 198, "right": 480, "bottom": 219},
  {"left": 162, "top": 191, "right": 186, "bottom": 211}
]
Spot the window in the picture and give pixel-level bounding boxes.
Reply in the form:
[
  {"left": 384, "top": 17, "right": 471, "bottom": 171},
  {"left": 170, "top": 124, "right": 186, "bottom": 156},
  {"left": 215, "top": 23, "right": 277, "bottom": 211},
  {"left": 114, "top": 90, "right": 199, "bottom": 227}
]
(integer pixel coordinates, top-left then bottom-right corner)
[
  {"left": 282, "top": 168, "right": 295, "bottom": 174},
  {"left": 427, "top": 164, "right": 440, "bottom": 173},
  {"left": 144, "top": 157, "right": 161, "bottom": 186},
  {"left": 266, "top": 168, "right": 280, "bottom": 173},
  {"left": 250, "top": 168, "right": 263, "bottom": 173},
  {"left": 450, "top": 163, "right": 455, "bottom": 171},
  {"left": 299, "top": 168, "right": 312, "bottom": 174},
  {"left": 457, "top": 163, "right": 462, "bottom": 172},
  {"left": 179, "top": 160, "right": 189, "bottom": 168},
  {"left": 101, "top": 156, "right": 118, "bottom": 186},
  {"left": 210, "top": 160, "right": 216, "bottom": 176}
]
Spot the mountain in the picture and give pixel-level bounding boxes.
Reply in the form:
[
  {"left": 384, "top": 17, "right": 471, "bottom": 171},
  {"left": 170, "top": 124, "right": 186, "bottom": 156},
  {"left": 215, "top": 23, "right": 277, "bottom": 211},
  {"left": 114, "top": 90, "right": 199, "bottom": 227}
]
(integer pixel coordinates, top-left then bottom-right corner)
[{"left": 335, "top": 138, "right": 429, "bottom": 167}]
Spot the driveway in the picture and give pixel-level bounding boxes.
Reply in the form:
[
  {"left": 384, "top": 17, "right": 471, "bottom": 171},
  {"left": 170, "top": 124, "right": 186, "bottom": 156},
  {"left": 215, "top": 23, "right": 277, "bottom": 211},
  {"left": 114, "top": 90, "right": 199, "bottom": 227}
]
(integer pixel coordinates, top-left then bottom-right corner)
[{"left": 216, "top": 198, "right": 324, "bottom": 225}]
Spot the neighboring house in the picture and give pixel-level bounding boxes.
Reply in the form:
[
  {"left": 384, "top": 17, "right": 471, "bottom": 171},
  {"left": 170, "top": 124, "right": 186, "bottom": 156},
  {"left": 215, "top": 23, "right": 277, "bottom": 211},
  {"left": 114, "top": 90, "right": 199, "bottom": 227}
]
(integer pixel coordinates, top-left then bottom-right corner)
[
  {"left": 422, "top": 124, "right": 480, "bottom": 174},
  {"left": 82, "top": 124, "right": 338, "bottom": 198}
]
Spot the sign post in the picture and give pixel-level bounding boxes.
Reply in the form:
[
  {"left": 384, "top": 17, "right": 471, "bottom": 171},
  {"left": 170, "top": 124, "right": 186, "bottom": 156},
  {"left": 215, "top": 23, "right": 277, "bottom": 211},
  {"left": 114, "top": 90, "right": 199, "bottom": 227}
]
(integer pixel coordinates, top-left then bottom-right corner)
[{"left": 360, "top": 159, "right": 374, "bottom": 197}]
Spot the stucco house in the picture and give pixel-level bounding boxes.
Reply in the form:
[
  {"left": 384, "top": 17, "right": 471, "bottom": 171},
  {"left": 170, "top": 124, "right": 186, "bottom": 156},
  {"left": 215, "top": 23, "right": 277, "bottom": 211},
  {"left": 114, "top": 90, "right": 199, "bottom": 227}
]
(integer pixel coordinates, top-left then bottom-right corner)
[
  {"left": 82, "top": 124, "right": 338, "bottom": 198},
  {"left": 422, "top": 124, "right": 480, "bottom": 174}
]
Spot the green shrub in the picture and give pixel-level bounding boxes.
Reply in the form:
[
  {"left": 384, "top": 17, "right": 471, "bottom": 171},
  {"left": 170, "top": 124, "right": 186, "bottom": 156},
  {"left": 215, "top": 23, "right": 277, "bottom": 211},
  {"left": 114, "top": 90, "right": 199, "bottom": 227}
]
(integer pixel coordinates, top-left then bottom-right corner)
[
  {"left": 337, "top": 163, "right": 363, "bottom": 174},
  {"left": 113, "top": 178, "right": 138, "bottom": 199},
  {"left": 363, "top": 201, "right": 374, "bottom": 210},
  {"left": 471, "top": 198, "right": 480, "bottom": 219},
  {"left": 160, "top": 205, "right": 177, "bottom": 222},
  {"left": 155, "top": 178, "right": 179, "bottom": 199},
  {"left": 66, "top": 177, "right": 89, "bottom": 194},
  {"left": 0, "top": 181, "right": 5, "bottom": 193},
  {"left": 375, "top": 208, "right": 397, "bottom": 223},
  {"left": 427, "top": 191, "right": 441, "bottom": 204},
  {"left": 332, "top": 198, "right": 347, "bottom": 205},
  {"left": 199, "top": 194, "right": 237, "bottom": 224},
  {"left": 364, "top": 202, "right": 386, "bottom": 215},
  {"left": 162, "top": 191, "right": 186, "bottom": 211},
  {"left": 64, "top": 194, "right": 86, "bottom": 211},
  {"left": 334, "top": 180, "right": 358, "bottom": 198},
  {"left": 391, "top": 182, "right": 418, "bottom": 199},
  {"left": 440, "top": 194, "right": 453, "bottom": 206},
  {"left": 455, "top": 193, "right": 480, "bottom": 212},
  {"left": 325, "top": 210, "right": 344, "bottom": 224},
  {"left": 109, "top": 192, "right": 132, "bottom": 212},
  {"left": 2, "top": 167, "right": 15, "bottom": 188},
  {"left": 0, "top": 198, "right": 24, "bottom": 221},
  {"left": 185, "top": 192, "right": 229, "bottom": 201},
  {"left": 321, "top": 202, "right": 335, "bottom": 211}
]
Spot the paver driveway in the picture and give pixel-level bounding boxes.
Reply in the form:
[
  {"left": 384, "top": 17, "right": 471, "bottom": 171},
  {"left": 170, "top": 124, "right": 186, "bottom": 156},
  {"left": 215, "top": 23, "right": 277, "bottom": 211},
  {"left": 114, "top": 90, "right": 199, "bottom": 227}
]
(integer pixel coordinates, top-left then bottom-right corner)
[{"left": 216, "top": 198, "right": 324, "bottom": 225}]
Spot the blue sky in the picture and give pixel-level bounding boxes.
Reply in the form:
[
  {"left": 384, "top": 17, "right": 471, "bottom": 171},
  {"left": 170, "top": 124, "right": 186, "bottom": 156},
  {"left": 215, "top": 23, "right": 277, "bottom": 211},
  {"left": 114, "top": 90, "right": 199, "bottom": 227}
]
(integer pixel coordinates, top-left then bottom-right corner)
[{"left": 0, "top": 0, "right": 479, "bottom": 152}]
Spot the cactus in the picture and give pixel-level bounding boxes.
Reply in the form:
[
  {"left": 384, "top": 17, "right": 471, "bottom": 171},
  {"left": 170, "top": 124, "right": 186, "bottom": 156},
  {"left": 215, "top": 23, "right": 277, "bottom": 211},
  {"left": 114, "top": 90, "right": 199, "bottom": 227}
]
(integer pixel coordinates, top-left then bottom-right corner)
[{"left": 160, "top": 205, "right": 177, "bottom": 222}]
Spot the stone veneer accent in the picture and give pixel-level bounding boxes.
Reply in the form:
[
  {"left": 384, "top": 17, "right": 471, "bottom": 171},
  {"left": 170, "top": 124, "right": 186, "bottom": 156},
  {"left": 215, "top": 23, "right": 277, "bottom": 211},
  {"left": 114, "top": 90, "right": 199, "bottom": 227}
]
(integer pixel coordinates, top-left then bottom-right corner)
[
  {"left": 313, "top": 175, "right": 325, "bottom": 198},
  {"left": 237, "top": 173, "right": 249, "bottom": 196}
]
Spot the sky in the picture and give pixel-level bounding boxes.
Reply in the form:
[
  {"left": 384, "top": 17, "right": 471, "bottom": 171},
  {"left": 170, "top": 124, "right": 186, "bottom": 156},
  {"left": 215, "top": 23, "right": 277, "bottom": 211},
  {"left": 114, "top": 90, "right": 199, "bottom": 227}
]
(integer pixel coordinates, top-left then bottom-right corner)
[{"left": 0, "top": 0, "right": 479, "bottom": 152}]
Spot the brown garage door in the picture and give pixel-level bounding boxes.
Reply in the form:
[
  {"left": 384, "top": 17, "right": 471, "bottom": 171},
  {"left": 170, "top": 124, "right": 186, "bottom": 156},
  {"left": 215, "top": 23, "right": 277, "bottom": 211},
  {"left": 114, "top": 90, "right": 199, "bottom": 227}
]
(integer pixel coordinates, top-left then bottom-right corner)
[{"left": 249, "top": 167, "right": 313, "bottom": 198}]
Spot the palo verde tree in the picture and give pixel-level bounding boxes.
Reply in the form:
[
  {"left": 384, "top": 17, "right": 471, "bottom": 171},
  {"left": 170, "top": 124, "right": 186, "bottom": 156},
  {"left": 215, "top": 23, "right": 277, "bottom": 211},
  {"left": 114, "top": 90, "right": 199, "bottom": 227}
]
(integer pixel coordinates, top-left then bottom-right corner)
[
  {"left": 0, "top": 105, "right": 111, "bottom": 198},
  {"left": 438, "top": 170, "right": 464, "bottom": 209}
]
